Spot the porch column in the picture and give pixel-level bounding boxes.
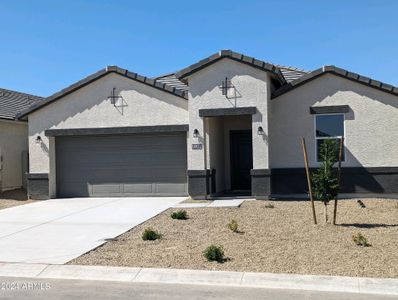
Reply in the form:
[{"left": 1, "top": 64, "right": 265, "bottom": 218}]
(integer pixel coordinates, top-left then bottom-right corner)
[
  {"left": 251, "top": 83, "right": 271, "bottom": 199},
  {"left": 187, "top": 111, "right": 209, "bottom": 199}
]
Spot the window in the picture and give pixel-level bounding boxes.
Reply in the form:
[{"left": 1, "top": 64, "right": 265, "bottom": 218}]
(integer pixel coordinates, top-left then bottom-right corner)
[{"left": 315, "top": 114, "right": 345, "bottom": 162}]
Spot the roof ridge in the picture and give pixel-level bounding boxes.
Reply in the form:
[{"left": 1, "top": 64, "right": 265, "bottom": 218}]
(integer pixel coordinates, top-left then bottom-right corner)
[
  {"left": 175, "top": 50, "right": 286, "bottom": 84},
  {"left": 274, "top": 64, "right": 310, "bottom": 73},
  {"left": 272, "top": 65, "right": 398, "bottom": 98},
  {"left": 152, "top": 72, "right": 178, "bottom": 80},
  {"left": 17, "top": 65, "right": 188, "bottom": 119}
]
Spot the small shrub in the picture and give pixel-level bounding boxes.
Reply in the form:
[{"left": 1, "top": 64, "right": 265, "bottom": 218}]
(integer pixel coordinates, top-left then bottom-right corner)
[
  {"left": 171, "top": 210, "right": 188, "bottom": 220},
  {"left": 265, "top": 203, "right": 274, "bottom": 209},
  {"left": 142, "top": 228, "right": 162, "bottom": 241},
  {"left": 203, "top": 245, "right": 225, "bottom": 262},
  {"left": 352, "top": 233, "right": 371, "bottom": 247},
  {"left": 227, "top": 219, "right": 239, "bottom": 233}
]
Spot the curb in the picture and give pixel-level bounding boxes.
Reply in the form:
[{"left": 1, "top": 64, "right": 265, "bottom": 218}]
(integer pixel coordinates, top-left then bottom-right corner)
[{"left": 0, "top": 263, "right": 397, "bottom": 296}]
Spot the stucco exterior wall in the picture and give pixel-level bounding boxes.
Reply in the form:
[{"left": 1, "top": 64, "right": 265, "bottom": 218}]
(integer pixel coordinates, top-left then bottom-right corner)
[
  {"left": 270, "top": 73, "right": 398, "bottom": 168},
  {"left": 187, "top": 58, "right": 270, "bottom": 171},
  {"left": 0, "top": 120, "right": 28, "bottom": 191},
  {"left": 28, "top": 73, "right": 188, "bottom": 197},
  {"left": 206, "top": 117, "right": 224, "bottom": 192}
]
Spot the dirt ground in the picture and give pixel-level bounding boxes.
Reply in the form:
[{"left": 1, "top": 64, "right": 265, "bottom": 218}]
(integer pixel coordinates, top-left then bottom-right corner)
[
  {"left": 70, "top": 199, "right": 398, "bottom": 278},
  {"left": 0, "top": 189, "right": 36, "bottom": 210}
]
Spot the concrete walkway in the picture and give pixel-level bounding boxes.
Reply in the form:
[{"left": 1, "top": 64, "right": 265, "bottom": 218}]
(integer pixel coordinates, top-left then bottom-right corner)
[
  {"left": 0, "top": 197, "right": 184, "bottom": 264},
  {"left": 0, "top": 263, "right": 396, "bottom": 296},
  {"left": 174, "top": 199, "right": 247, "bottom": 208}
]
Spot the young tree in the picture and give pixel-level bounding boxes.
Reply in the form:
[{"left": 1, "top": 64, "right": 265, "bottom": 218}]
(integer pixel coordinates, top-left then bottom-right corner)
[{"left": 312, "top": 139, "right": 339, "bottom": 223}]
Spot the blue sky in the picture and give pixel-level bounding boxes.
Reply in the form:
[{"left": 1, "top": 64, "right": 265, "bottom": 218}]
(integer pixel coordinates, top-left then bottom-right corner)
[{"left": 1, "top": 0, "right": 397, "bottom": 96}]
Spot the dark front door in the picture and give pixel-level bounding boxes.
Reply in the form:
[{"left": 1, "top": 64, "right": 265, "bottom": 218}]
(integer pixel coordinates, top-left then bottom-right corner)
[{"left": 230, "top": 130, "right": 253, "bottom": 191}]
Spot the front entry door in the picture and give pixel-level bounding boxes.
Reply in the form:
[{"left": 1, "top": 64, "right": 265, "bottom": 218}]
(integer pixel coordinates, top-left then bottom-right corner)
[{"left": 230, "top": 130, "right": 253, "bottom": 191}]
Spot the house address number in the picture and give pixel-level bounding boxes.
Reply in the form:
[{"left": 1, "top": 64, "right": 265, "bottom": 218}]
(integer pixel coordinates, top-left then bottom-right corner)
[{"left": 192, "top": 144, "right": 203, "bottom": 150}]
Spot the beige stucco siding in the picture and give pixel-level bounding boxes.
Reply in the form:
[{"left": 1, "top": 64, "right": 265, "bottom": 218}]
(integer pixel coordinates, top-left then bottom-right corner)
[
  {"left": 270, "top": 73, "right": 398, "bottom": 168},
  {"left": 187, "top": 58, "right": 270, "bottom": 170},
  {"left": 28, "top": 72, "right": 188, "bottom": 196},
  {"left": 0, "top": 120, "right": 28, "bottom": 191}
]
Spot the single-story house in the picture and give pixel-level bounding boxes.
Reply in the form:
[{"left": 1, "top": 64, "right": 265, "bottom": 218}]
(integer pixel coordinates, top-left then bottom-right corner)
[
  {"left": 0, "top": 88, "right": 42, "bottom": 192},
  {"left": 17, "top": 50, "right": 398, "bottom": 200}
]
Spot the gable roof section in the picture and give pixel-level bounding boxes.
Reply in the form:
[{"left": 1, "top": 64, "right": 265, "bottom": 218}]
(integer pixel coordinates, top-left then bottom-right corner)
[
  {"left": 0, "top": 88, "right": 43, "bottom": 120},
  {"left": 17, "top": 66, "right": 188, "bottom": 119},
  {"left": 272, "top": 65, "right": 398, "bottom": 99},
  {"left": 154, "top": 73, "right": 189, "bottom": 92},
  {"left": 276, "top": 65, "right": 309, "bottom": 83},
  {"left": 175, "top": 50, "right": 286, "bottom": 84}
]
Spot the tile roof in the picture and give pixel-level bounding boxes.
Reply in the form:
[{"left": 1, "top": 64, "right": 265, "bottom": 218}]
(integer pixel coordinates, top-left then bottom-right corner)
[
  {"left": 18, "top": 66, "right": 188, "bottom": 119},
  {"left": 272, "top": 65, "right": 398, "bottom": 98},
  {"left": 160, "top": 52, "right": 309, "bottom": 90},
  {"left": 154, "top": 73, "right": 189, "bottom": 92},
  {"left": 153, "top": 66, "right": 309, "bottom": 92},
  {"left": 175, "top": 50, "right": 286, "bottom": 84},
  {"left": 276, "top": 65, "right": 309, "bottom": 83},
  {"left": 0, "top": 88, "right": 43, "bottom": 120}
]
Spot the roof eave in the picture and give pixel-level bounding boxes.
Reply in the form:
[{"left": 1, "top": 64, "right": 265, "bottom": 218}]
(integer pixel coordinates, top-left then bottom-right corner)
[
  {"left": 17, "top": 66, "right": 188, "bottom": 119},
  {"left": 175, "top": 50, "right": 286, "bottom": 85},
  {"left": 272, "top": 66, "right": 398, "bottom": 99}
]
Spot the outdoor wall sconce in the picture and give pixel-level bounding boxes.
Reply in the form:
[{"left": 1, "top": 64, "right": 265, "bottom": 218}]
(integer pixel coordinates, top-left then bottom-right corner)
[
  {"left": 257, "top": 126, "right": 265, "bottom": 135},
  {"left": 35, "top": 135, "right": 42, "bottom": 144},
  {"left": 193, "top": 129, "right": 199, "bottom": 138}
]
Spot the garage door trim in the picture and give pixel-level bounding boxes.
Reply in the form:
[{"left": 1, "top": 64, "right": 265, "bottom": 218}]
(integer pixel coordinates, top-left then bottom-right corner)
[{"left": 46, "top": 124, "right": 189, "bottom": 137}]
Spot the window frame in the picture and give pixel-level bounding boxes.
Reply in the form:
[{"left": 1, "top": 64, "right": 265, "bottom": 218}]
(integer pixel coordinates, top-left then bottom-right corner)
[{"left": 314, "top": 113, "right": 346, "bottom": 163}]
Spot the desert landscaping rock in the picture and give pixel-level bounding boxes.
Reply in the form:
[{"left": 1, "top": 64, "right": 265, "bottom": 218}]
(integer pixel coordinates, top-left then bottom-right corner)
[
  {"left": 70, "top": 199, "right": 398, "bottom": 278},
  {"left": 0, "top": 189, "right": 36, "bottom": 210}
]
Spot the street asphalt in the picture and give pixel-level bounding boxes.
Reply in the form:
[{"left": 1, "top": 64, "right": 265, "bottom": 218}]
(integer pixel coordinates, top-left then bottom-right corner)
[{"left": 0, "top": 277, "right": 395, "bottom": 300}]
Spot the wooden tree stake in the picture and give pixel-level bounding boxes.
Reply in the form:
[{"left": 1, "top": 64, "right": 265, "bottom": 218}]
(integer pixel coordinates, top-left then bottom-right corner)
[
  {"left": 333, "top": 137, "right": 344, "bottom": 225},
  {"left": 301, "top": 138, "right": 317, "bottom": 225}
]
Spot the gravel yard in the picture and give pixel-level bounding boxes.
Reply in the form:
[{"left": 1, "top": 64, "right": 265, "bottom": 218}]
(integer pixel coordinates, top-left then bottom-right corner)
[
  {"left": 70, "top": 199, "right": 398, "bottom": 278},
  {"left": 0, "top": 189, "right": 36, "bottom": 210}
]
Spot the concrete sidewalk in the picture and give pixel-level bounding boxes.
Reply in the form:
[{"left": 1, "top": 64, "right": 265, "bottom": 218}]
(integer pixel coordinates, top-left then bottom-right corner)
[
  {"left": 0, "top": 263, "right": 396, "bottom": 296},
  {"left": 174, "top": 199, "right": 247, "bottom": 208}
]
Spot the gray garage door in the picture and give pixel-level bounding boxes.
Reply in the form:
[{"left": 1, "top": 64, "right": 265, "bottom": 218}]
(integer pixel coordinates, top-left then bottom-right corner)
[{"left": 56, "top": 133, "right": 187, "bottom": 197}]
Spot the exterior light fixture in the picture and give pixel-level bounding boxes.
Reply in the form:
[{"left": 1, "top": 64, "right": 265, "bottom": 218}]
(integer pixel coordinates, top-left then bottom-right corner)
[
  {"left": 257, "top": 126, "right": 264, "bottom": 136},
  {"left": 35, "top": 135, "right": 42, "bottom": 144},
  {"left": 193, "top": 129, "right": 199, "bottom": 138}
]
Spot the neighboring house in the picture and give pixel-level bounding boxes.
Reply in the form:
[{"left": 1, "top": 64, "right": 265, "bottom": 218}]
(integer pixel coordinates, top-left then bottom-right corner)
[
  {"left": 0, "top": 88, "right": 42, "bottom": 192},
  {"left": 17, "top": 50, "right": 398, "bottom": 200}
]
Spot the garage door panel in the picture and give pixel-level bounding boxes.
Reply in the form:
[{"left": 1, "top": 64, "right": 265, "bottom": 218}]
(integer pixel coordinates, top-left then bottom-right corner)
[
  {"left": 123, "top": 183, "right": 153, "bottom": 194},
  {"left": 56, "top": 133, "right": 188, "bottom": 197},
  {"left": 57, "top": 181, "right": 91, "bottom": 198}
]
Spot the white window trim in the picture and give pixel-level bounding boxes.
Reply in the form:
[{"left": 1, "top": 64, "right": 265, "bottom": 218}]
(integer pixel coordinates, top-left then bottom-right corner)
[{"left": 314, "top": 113, "right": 346, "bottom": 163}]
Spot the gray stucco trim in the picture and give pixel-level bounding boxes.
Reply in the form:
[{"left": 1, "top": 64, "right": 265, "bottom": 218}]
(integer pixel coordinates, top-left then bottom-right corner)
[
  {"left": 199, "top": 107, "right": 257, "bottom": 117},
  {"left": 45, "top": 124, "right": 189, "bottom": 137},
  {"left": 310, "top": 105, "right": 350, "bottom": 114},
  {"left": 251, "top": 168, "right": 271, "bottom": 199},
  {"left": 27, "top": 173, "right": 49, "bottom": 200},
  {"left": 187, "top": 169, "right": 211, "bottom": 199},
  {"left": 250, "top": 169, "right": 271, "bottom": 176},
  {"left": 26, "top": 173, "right": 49, "bottom": 180},
  {"left": 271, "top": 167, "right": 398, "bottom": 195},
  {"left": 175, "top": 50, "right": 286, "bottom": 84},
  {"left": 17, "top": 66, "right": 188, "bottom": 120},
  {"left": 272, "top": 65, "right": 398, "bottom": 99}
]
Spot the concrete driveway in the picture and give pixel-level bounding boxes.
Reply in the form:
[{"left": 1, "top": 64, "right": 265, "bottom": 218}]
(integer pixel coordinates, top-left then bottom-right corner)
[{"left": 0, "top": 197, "right": 184, "bottom": 264}]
